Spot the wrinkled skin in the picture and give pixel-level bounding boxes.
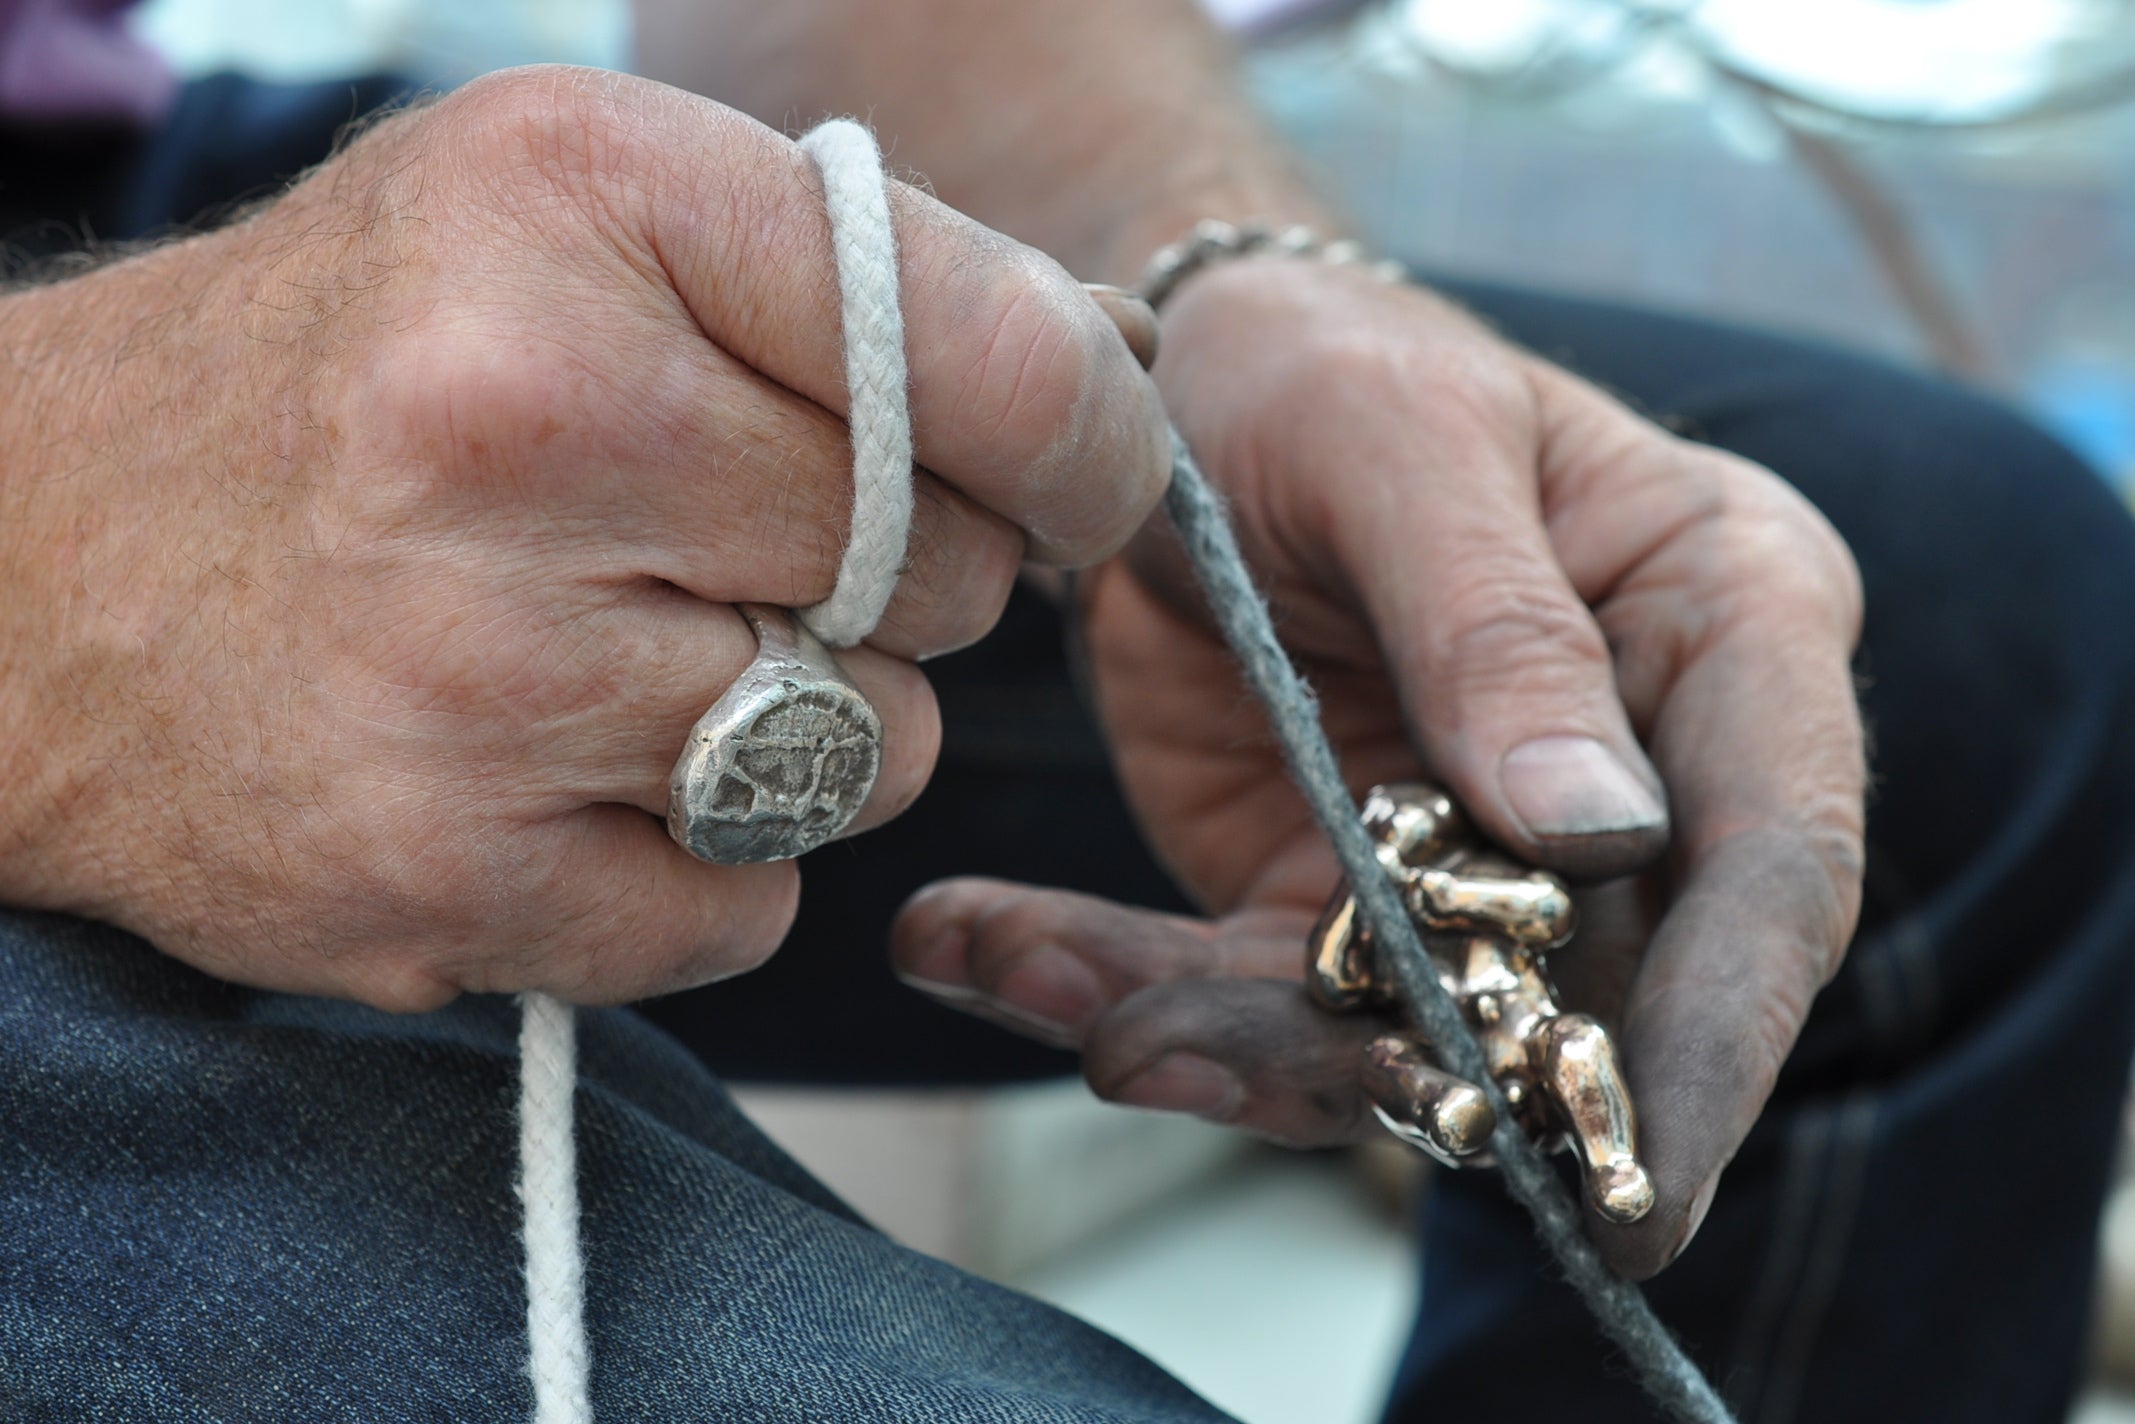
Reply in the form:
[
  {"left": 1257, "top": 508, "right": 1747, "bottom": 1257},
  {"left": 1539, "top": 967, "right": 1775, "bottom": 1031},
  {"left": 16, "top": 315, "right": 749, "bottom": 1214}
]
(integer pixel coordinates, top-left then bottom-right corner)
[
  {"left": 893, "top": 261, "right": 1867, "bottom": 1279},
  {"left": 0, "top": 67, "right": 1172, "bottom": 1012}
]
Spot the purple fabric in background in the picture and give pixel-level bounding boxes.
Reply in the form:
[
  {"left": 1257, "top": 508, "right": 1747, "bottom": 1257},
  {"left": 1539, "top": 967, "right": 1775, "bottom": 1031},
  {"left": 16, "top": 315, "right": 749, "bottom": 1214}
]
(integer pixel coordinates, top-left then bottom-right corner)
[{"left": 0, "top": 0, "right": 172, "bottom": 126}]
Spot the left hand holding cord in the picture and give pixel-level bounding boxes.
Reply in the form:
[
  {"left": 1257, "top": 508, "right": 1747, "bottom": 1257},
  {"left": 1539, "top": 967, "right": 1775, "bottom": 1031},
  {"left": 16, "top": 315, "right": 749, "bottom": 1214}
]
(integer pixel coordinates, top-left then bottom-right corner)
[{"left": 889, "top": 256, "right": 1867, "bottom": 1281}]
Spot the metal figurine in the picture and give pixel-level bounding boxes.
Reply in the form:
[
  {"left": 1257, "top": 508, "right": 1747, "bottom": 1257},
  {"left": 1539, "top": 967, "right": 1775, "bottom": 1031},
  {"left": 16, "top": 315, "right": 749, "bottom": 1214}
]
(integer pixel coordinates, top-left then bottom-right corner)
[{"left": 1308, "top": 782, "right": 1656, "bottom": 1225}]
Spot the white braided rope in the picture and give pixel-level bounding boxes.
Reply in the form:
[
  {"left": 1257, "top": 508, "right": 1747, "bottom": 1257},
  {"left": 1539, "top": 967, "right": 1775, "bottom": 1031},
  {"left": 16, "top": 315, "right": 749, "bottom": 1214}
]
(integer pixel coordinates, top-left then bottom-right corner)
[
  {"left": 519, "top": 991, "right": 590, "bottom": 1424},
  {"left": 796, "top": 119, "right": 916, "bottom": 648},
  {"left": 514, "top": 118, "right": 913, "bottom": 1424}
]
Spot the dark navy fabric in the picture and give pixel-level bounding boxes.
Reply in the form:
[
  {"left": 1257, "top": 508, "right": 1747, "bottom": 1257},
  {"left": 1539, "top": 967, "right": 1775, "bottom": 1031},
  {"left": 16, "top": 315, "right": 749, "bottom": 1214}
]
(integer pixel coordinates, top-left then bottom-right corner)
[
  {"left": 5, "top": 73, "right": 2134, "bottom": 1424},
  {"left": 0, "top": 913, "right": 1227, "bottom": 1421}
]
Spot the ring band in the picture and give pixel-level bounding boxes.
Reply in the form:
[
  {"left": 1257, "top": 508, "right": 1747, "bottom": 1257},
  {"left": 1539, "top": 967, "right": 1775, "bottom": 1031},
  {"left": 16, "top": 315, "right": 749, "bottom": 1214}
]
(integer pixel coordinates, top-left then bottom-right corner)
[{"left": 665, "top": 604, "right": 883, "bottom": 865}]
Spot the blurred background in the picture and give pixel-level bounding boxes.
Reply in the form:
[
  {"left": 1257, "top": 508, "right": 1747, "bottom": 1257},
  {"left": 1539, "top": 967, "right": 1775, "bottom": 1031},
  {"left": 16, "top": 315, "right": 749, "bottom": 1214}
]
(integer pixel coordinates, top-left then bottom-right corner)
[
  {"left": 130, "top": 0, "right": 2135, "bottom": 509},
  {"left": 121, "top": 0, "right": 2135, "bottom": 1418}
]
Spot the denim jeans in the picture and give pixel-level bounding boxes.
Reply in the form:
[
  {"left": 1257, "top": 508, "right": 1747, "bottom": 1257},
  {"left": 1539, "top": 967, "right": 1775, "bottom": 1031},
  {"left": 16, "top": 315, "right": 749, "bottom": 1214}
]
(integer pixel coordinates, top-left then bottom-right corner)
[
  {"left": 7, "top": 74, "right": 2135, "bottom": 1424},
  {"left": 0, "top": 912, "right": 1231, "bottom": 1421}
]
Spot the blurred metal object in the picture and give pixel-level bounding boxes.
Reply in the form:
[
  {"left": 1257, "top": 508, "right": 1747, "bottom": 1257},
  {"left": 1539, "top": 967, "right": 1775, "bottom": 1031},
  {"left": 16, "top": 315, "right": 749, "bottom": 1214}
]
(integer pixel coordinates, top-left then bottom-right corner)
[
  {"left": 1308, "top": 781, "right": 1656, "bottom": 1224},
  {"left": 666, "top": 604, "right": 882, "bottom": 865}
]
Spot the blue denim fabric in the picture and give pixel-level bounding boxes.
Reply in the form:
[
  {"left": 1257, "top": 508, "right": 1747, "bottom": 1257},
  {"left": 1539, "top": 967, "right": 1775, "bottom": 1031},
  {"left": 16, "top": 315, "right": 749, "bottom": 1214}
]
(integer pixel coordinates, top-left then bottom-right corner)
[{"left": 0, "top": 912, "right": 1229, "bottom": 1422}]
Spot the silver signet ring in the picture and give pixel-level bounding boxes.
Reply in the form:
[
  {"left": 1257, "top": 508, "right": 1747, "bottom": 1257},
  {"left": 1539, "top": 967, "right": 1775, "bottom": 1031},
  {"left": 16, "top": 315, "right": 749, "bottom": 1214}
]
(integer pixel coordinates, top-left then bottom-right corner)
[{"left": 666, "top": 604, "right": 883, "bottom": 865}]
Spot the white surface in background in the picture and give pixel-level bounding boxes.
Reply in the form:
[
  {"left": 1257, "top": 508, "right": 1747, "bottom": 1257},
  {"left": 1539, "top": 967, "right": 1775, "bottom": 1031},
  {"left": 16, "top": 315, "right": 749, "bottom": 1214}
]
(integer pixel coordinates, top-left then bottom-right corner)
[
  {"left": 1011, "top": 1153, "right": 1418, "bottom": 1424},
  {"left": 733, "top": 1083, "right": 1413, "bottom": 1423},
  {"left": 1695, "top": 0, "right": 2110, "bottom": 116},
  {"left": 130, "top": 0, "right": 627, "bottom": 82},
  {"left": 734, "top": 1080, "right": 1243, "bottom": 1281},
  {"left": 1387, "top": 0, "right": 1652, "bottom": 73},
  {"left": 1387, "top": 0, "right": 2124, "bottom": 120}
]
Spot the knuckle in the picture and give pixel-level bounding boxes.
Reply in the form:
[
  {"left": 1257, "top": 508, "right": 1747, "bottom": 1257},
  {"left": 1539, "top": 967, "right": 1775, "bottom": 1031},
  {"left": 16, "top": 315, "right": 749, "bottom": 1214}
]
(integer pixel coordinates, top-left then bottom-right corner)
[
  {"left": 1799, "top": 503, "right": 1865, "bottom": 637},
  {"left": 948, "top": 251, "right": 1158, "bottom": 559},
  {"left": 956, "top": 255, "right": 1092, "bottom": 458},
  {"left": 965, "top": 898, "right": 1067, "bottom": 988},
  {"left": 1429, "top": 576, "right": 1611, "bottom": 693},
  {"left": 365, "top": 315, "right": 595, "bottom": 488},
  {"left": 1279, "top": 326, "right": 1536, "bottom": 454},
  {"left": 969, "top": 926, "right": 1058, "bottom": 990},
  {"left": 445, "top": 66, "right": 640, "bottom": 197},
  {"left": 1275, "top": 320, "right": 1386, "bottom": 384},
  {"left": 1405, "top": 342, "right": 1536, "bottom": 435},
  {"left": 442, "top": 66, "right": 561, "bottom": 131},
  {"left": 346, "top": 582, "right": 613, "bottom": 732},
  {"left": 1701, "top": 454, "right": 1866, "bottom": 639}
]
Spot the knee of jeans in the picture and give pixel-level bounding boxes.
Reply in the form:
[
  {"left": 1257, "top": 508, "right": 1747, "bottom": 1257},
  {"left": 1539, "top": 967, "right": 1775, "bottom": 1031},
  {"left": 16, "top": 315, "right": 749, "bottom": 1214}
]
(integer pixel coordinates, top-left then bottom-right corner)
[
  {"left": 1775, "top": 380, "right": 2135, "bottom": 1089},
  {"left": 1753, "top": 361, "right": 2134, "bottom": 667},
  {"left": 1699, "top": 357, "right": 2135, "bottom": 937}
]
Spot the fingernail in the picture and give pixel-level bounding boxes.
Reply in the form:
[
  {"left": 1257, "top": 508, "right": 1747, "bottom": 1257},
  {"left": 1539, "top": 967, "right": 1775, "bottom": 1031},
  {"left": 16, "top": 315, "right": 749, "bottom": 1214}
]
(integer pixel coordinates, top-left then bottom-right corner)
[
  {"left": 1115, "top": 1053, "right": 1244, "bottom": 1120},
  {"left": 993, "top": 944, "right": 1104, "bottom": 1039},
  {"left": 895, "top": 926, "right": 970, "bottom": 991},
  {"left": 1084, "top": 282, "right": 1160, "bottom": 370},
  {"left": 1668, "top": 1173, "right": 1722, "bottom": 1266},
  {"left": 1501, "top": 736, "right": 1667, "bottom": 840}
]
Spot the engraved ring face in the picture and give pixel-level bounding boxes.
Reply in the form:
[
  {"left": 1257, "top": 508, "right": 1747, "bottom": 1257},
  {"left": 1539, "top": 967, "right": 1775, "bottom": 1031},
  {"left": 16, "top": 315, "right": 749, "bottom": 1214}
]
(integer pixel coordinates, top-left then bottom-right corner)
[{"left": 666, "top": 605, "right": 883, "bottom": 865}]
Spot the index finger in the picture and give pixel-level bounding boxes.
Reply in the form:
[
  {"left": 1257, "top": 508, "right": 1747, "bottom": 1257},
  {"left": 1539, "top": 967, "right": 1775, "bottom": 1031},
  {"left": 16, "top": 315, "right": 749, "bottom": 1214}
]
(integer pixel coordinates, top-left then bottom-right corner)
[{"left": 471, "top": 68, "right": 1172, "bottom": 566}]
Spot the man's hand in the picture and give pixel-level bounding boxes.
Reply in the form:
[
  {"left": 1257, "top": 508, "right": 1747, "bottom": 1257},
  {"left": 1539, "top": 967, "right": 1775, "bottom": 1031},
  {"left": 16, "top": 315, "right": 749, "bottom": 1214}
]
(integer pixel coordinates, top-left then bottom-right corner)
[
  {"left": 892, "top": 258, "right": 1867, "bottom": 1279},
  {"left": 0, "top": 66, "right": 1170, "bottom": 1012}
]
